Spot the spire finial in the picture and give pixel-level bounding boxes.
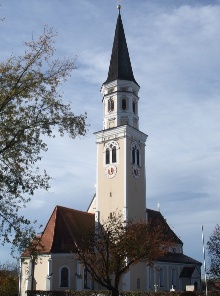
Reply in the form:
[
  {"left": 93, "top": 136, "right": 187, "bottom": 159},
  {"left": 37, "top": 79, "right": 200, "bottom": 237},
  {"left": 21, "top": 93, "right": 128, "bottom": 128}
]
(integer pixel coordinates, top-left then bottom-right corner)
[
  {"left": 157, "top": 202, "right": 160, "bottom": 212},
  {"left": 117, "top": 0, "right": 121, "bottom": 13}
]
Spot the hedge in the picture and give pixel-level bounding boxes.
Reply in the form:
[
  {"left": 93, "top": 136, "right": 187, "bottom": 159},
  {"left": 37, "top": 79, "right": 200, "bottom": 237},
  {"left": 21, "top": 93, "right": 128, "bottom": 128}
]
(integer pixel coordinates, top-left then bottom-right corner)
[{"left": 26, "top": 290, "right": 220, "bottom": 296}]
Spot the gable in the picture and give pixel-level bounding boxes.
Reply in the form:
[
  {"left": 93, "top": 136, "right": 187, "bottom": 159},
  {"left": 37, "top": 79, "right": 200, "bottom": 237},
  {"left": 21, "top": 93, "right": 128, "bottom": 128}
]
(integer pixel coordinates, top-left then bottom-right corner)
[
  {"left": 146, "top": 209, "right": 183, "bottom": 245},
  {"left": 22, "top": 205, "right": 95, "bottom": 256}
]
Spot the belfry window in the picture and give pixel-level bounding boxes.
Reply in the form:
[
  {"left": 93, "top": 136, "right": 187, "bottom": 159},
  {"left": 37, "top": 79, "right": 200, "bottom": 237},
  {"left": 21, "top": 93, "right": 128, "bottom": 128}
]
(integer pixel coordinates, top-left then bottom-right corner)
[
  {"left": 106, "top": 149, "right": 110, "bottom": 164},
  {"left": 104, "top": 141, "right": 119, "bottom": 165},
  {"left": 137, "top": 149, "right": 140, "bottom": 166},
  {"left": 132, "top": 147, "right": 135, "bottom": 164},
  {"left": 122, "top": 98, "right": 127, "bottom": 110},
  {"left": 133, "top": 100, "right": 136, "bottom": 114},
  {"left": 131, "top": 142, "right": 141, "bottom": 166},
  {"left": 108, "top": 98, "right": 114, "bottom": 112},
  {"left": 112, "top": 147, "right": 117, "bottom": 163}
]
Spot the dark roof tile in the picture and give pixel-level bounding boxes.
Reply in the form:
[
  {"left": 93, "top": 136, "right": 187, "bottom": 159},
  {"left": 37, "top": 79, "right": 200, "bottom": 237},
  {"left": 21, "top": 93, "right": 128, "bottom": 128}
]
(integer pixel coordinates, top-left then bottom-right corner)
[
  {"left": 147, "top": 209, "right": 183, "bottom": 245},
  {"left": 179, "top": 266, "right": 196, "bottom": 278},
  {"left": 103, "top": 12, "right": 138, "bottom": 86},
  {"left": 159, "top": 252, "right": 202, "bottom": 265}
]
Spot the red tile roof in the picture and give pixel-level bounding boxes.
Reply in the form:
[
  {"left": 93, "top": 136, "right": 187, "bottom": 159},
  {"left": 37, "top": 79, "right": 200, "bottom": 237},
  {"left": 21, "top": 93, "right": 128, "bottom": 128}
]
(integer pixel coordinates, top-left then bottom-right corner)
[{"left": 22, "top": 206, "right": 95, "bottom": 256}]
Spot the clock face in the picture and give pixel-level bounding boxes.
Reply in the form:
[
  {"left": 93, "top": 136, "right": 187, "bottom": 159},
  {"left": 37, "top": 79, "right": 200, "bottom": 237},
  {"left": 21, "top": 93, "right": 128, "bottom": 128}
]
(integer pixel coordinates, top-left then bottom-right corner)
[
  {"left": 105, "top": 164, "right": 117, "bottom": 178},
  {"left": 132, "top": 165, "right": 140, "bottom": 179}
]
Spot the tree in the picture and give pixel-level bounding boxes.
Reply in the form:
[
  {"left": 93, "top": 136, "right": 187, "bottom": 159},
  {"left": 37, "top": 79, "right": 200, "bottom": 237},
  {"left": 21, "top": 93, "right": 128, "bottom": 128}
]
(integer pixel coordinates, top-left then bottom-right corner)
[
  {"left": 0, "top": 262, "right": 19, "bottom": 296},
  {"left": 76, "top": 213, "right": 174, "bottom": 296},
  {"left": 207, "top": 224, "right": 220, "bottom": 279},
  {"left": 0, "top": 27, "right": 87, "bottom": 252}
]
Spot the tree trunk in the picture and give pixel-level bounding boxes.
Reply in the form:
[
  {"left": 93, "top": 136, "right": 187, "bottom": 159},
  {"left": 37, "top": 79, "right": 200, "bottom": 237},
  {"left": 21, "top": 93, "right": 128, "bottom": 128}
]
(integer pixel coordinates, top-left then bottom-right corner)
[{"left": 111, "top": 288, "right": 119, "bottom": 296}]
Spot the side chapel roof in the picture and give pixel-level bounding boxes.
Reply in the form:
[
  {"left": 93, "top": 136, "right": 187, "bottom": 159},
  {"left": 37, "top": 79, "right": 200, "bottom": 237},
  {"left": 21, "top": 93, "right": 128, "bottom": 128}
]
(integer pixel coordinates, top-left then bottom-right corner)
[
  {"left": 147, "top": 209, "right": 202, "bottom": 266},
  {"left": 146, "top": 209, "right": 183, "bottom": 245},
  {"left": 103, "top": 10, "right": 139, "bottom": 86},
  {"left": 22, "top": 205, "right": 95, "bottom": 256},
  {"left": 159, "top": 253, "right": 202, "bottom": 266}
]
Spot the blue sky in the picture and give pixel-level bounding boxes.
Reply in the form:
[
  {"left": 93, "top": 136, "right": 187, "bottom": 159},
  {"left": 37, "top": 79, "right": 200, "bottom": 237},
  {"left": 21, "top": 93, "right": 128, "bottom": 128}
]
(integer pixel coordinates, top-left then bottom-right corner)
[{"left": 1, "top": 0, "right": 220, "bottom": 273}]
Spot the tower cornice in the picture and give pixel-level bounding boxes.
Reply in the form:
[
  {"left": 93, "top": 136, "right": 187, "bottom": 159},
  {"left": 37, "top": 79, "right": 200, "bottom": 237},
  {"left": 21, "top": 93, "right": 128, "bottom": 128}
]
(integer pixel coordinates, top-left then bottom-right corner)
[{"left": 94, "top": 125, "right": 148, "bottom": 145}]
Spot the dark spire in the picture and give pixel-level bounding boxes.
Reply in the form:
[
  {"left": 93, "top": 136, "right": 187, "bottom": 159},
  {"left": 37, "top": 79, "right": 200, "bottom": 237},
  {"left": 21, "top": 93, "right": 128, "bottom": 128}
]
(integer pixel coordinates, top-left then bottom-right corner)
[{"left": 103, "top": 10, "right": 139, "bottom": 86}]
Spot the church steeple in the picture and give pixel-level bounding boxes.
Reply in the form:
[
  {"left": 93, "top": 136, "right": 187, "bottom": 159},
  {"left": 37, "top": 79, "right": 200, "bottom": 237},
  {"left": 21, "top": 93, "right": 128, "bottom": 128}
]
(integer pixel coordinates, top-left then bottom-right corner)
[
  {"left": 95, "top": 7, "right": 147, "bottom": 226},
  {"left": 103, "top": 10, "right": 138, "bottom": 86},
  {"left": 101, "top": 9, "right": 141, "bottom": 131}
]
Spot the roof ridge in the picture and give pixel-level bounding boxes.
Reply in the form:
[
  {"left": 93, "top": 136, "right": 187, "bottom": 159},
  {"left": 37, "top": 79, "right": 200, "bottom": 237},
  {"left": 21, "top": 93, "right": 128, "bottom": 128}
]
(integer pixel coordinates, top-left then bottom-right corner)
[
  {"left": 56, "top": 205, "right": 95, "bottom": 216},
  {"left": 49, "top": 206, "right": 58, "bottom": 252},
  {"left": 35, "top": 206, "right": 59, "bottom": 253}
]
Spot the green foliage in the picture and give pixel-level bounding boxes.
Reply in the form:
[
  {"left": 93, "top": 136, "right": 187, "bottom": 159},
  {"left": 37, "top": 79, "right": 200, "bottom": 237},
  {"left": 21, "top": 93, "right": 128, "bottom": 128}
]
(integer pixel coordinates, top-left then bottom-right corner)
[
  {"left": 0, "top": 26, "right": 87, "bottom": 254},
  {"left": 206, "top": 278, "right": 220, "bottom": 291},
  {"left": 207, "top": 224, "right": 220, "bottom": 278},
  {"left": 0, "top": 262, "right": 19, "bottom": 296}
]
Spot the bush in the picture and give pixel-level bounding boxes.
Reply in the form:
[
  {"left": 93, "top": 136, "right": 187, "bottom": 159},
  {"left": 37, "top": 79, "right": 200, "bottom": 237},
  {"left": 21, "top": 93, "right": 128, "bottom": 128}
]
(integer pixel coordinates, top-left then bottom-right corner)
[{"left": 26, "top": 291, "right": 220, "bottom": 296}]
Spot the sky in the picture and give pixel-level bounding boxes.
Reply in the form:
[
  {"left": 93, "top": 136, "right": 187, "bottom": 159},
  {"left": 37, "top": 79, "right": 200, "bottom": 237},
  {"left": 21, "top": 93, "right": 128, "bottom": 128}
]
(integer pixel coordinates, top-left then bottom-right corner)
[{"left": 1, "top": 0, "right": 220, "bottom": 274}]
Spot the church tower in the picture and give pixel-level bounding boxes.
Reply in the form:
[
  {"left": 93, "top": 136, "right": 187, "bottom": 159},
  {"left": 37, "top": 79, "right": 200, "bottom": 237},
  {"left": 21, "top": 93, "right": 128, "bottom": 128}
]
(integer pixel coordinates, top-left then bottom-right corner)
[{"left": 94, "top": 7, "right": 148, "bottom": 224}]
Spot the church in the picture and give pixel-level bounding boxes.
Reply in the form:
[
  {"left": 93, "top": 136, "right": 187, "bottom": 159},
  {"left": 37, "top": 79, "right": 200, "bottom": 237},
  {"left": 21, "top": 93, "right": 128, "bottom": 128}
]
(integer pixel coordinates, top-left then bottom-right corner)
[{"left": 19, "top": 7, "right": 202, "bottom": 295}]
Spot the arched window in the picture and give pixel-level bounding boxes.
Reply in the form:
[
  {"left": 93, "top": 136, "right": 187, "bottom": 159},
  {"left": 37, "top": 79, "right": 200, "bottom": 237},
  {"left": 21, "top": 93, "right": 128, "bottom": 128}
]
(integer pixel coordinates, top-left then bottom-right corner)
[
  {"left": 105, "top": 141, "right": 119, "bottom": 165},
  {"left": 122, "top": 98, "right": 126, "bottom": 110},
  {"left": 137, "top": 278, "right": 140, "bottom": 289},
  {"left": 108, "top": 98, "right": 114, "bottom": 112},
  {"left": 137, "top": 149, "right": 140, "bottom": 166},
  {"left": 132, "top": 147, "right": 135, "bottom": 164},
  {"left": 131, "top": 142, "right": 141, "bottom": 166},
  {"left": 112, "top": 147, "right": 117, "bottom": 163},
  {"left": 133, "top": 100, "right": 136, "bottom": 114},
  {"left": 159, "top": 268, "right": 164, "bottom": 287},
  {"left": 148, "top": 268, "right": 152, "bottom": 288},
  {"left": 171, "top": 268, "right": 176, "bottom": 287},
  {"left": 84, "top": 268, "right": 88, "bottom": 289},
  {"left": 60, "top": 267, "right": 69, "bottom": 287},
  {"left": 106, "top": 149, "right": 110, "bottom": 164}
]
